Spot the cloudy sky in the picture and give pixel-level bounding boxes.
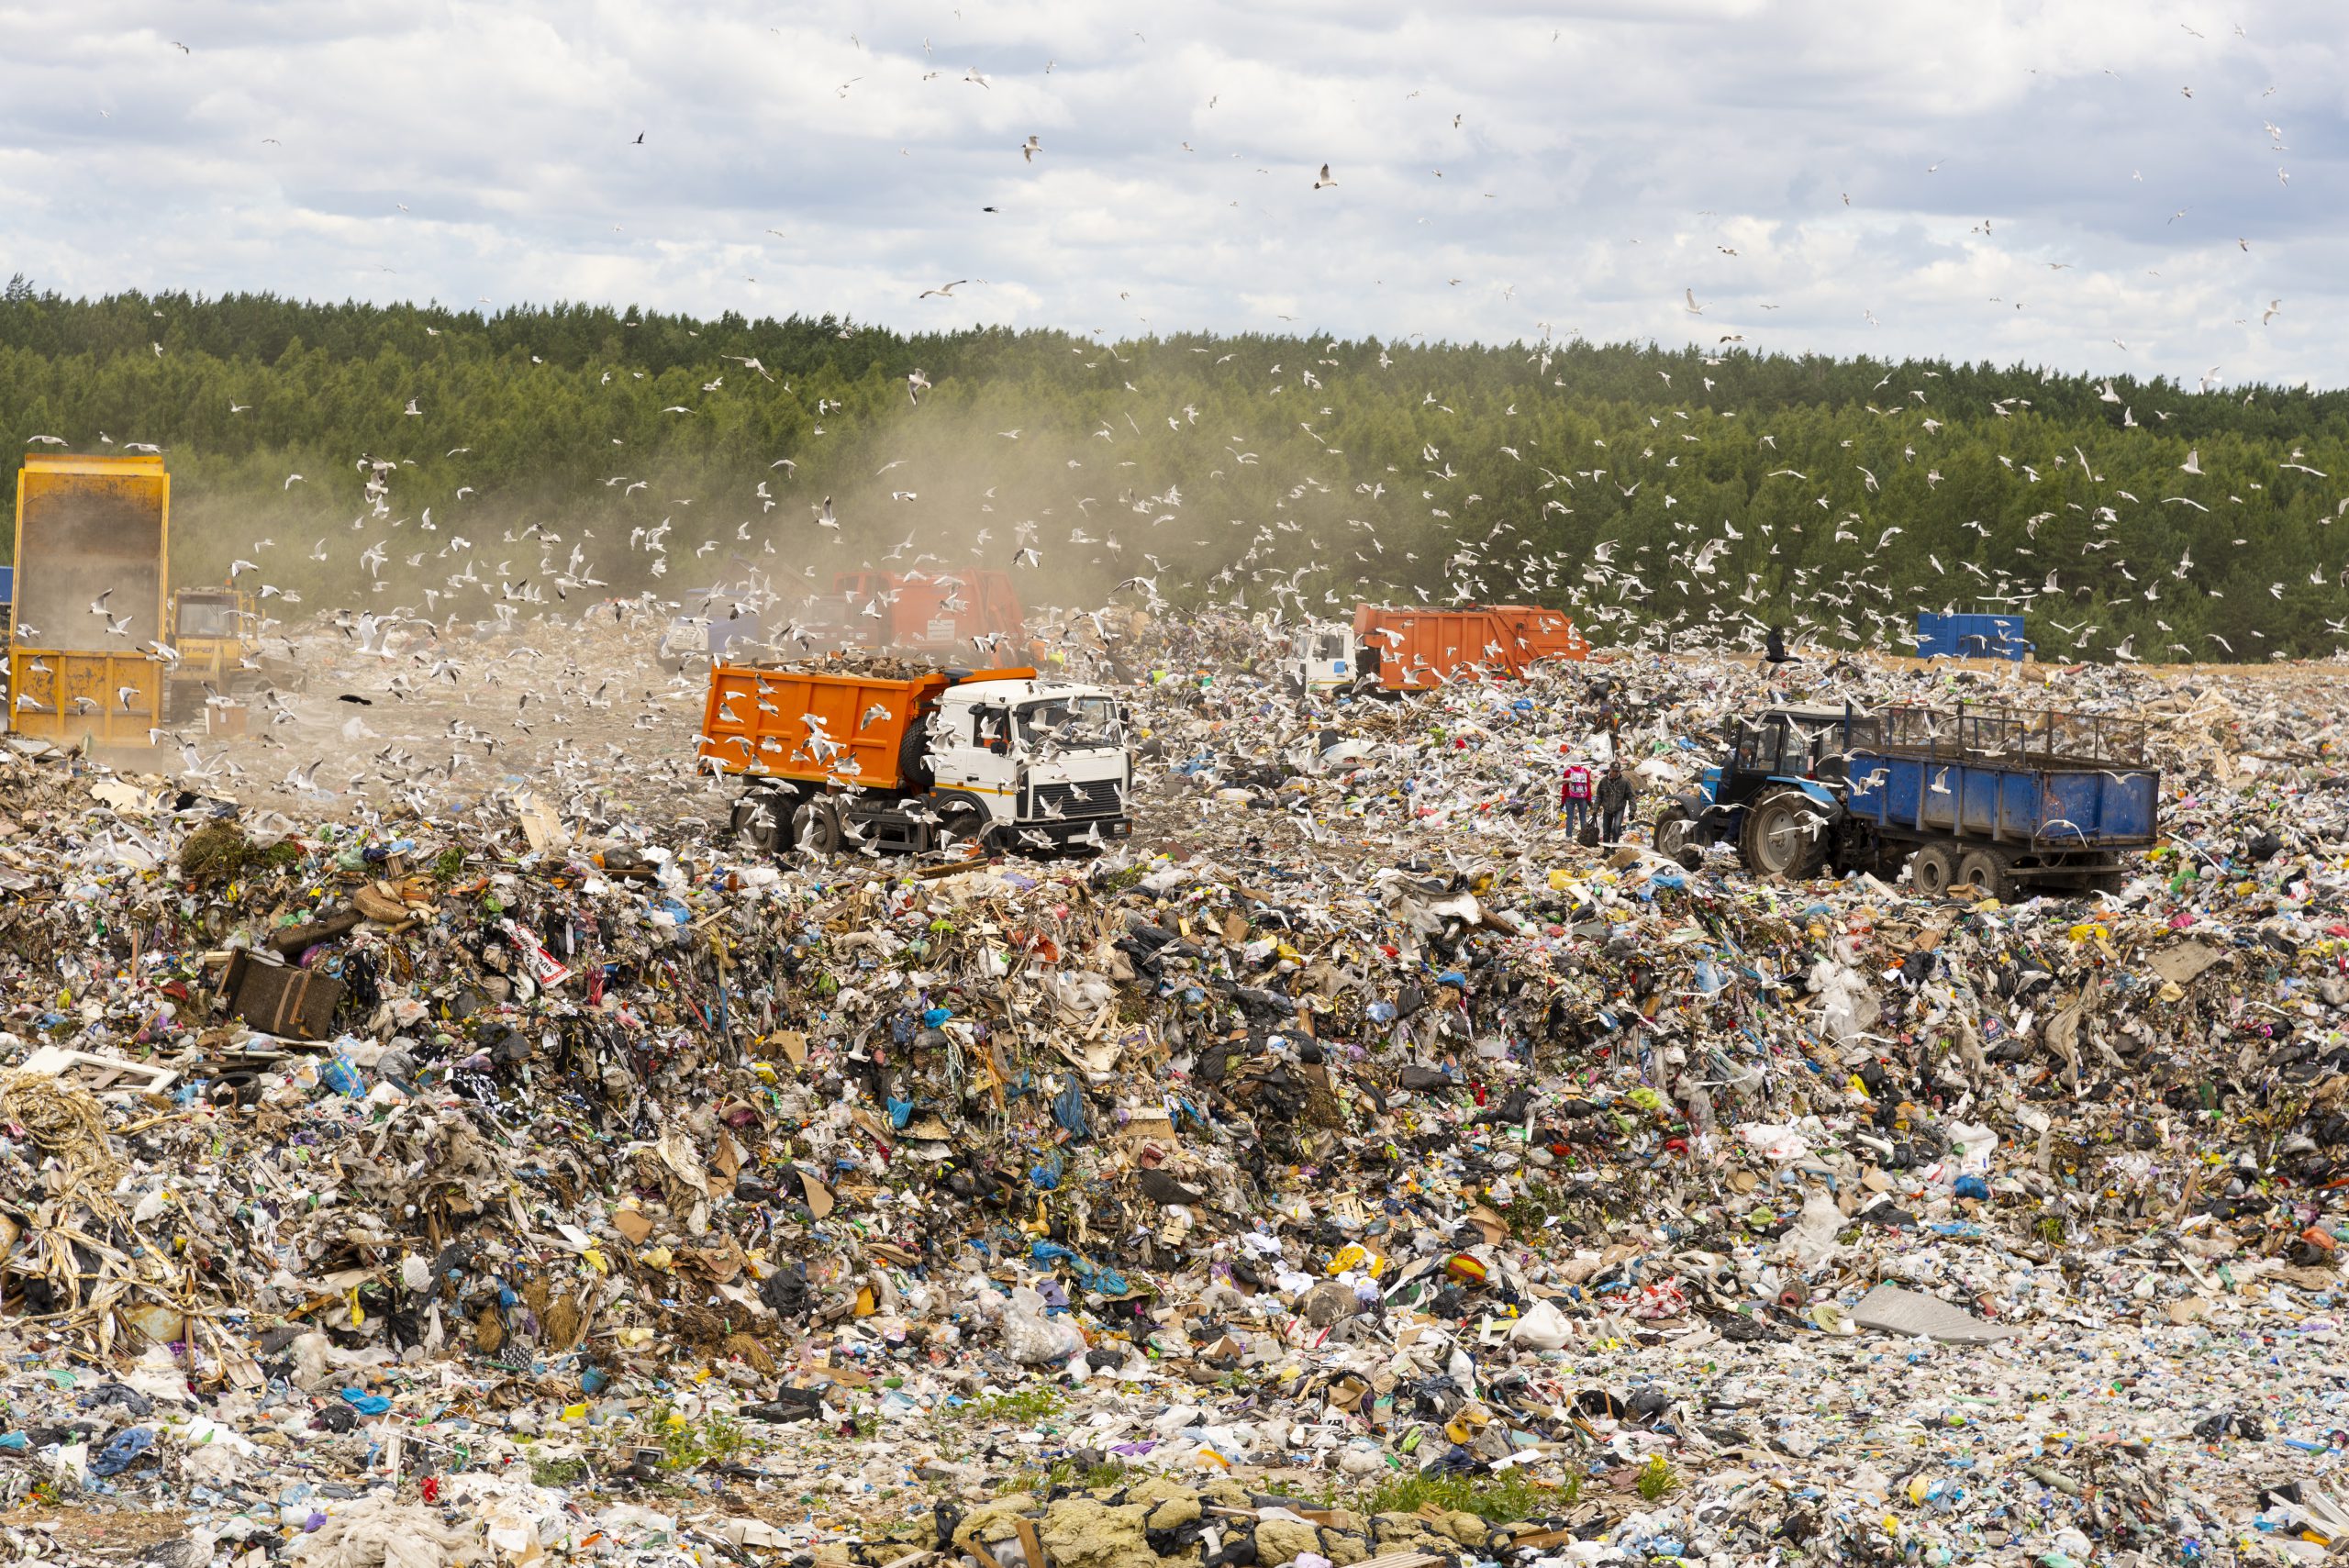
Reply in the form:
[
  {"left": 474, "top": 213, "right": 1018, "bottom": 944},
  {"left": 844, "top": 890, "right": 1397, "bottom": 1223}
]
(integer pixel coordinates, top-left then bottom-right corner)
[{"left": 1, "top": 0, "right": 2341, "bottom": 384}]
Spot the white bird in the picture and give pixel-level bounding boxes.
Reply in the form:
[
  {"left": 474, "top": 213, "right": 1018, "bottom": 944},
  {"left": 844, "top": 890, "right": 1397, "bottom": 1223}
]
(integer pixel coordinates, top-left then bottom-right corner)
[
  {"left": 2178, "top": 449, "right": 2201, "bottom": 475},
  {"left": 1314, "top": 162, "right": 1336, "bottom": 189},
  {"left": 284, "top": 473, "right": 305, "bottom": 488},
  {"left": 814, "top": 497, "right": 840, "bottom": 528},
  {"left": 1683, "top": 288, "right": 1703, "bottom": 314},
  {"left": 1019, "top": 135, "right": 1041, "bottom": 162}
]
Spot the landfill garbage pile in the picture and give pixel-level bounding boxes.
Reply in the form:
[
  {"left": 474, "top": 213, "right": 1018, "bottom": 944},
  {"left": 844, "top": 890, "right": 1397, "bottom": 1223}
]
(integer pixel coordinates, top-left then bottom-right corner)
[{"left": 0, "top": 625, "right": 2345, "bottom": 1567}]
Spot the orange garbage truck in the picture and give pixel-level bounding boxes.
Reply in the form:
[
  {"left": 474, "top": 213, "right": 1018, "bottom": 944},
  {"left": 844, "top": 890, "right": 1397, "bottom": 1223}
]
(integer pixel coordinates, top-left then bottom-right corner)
[
  {"left": 700, "top": 661, "right": 1133, "bottom": 855},
  {"left": 807, "top": 569, "right": 1028, "bottom": 658},
  {"left": 1283, "top": 604, "right": 1589, "bottom": 693}
]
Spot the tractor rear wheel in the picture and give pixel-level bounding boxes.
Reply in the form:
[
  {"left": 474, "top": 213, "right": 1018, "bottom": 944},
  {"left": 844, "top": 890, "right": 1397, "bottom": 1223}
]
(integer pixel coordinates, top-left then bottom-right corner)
[{"left": 1739, "top": 788, "right": 1828, "bottom": 882}]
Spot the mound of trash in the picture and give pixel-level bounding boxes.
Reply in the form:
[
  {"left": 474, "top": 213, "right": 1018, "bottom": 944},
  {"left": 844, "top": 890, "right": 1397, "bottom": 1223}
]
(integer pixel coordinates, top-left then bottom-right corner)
[{"left": 0, "top": 632, "right": 2344, "bottom": 1565}]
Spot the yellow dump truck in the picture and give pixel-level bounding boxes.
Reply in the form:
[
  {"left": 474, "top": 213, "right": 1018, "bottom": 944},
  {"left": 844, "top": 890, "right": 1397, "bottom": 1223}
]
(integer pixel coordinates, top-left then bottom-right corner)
[{"left": 7, "top": 453, "right": 170, "bottom": 747}]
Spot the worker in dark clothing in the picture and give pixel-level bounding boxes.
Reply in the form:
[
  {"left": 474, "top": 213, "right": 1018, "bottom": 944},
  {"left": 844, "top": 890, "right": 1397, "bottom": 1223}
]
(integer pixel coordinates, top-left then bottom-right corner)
[{"left": 1598, "top": 762, "right": 1635, "bottom": 844}]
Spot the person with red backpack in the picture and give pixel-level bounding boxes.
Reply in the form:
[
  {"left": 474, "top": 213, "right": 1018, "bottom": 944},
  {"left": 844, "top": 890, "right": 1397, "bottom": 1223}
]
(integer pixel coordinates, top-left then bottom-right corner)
[{"left": 1559, "top": 755, "right": 1594, "bottom": 840}]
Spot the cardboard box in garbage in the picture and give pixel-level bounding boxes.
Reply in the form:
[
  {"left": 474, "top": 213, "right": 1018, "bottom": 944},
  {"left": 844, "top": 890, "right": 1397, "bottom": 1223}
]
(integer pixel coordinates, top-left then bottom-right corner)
[{"left": 223, "top": 949, "right": 343, "bottom": 1040}]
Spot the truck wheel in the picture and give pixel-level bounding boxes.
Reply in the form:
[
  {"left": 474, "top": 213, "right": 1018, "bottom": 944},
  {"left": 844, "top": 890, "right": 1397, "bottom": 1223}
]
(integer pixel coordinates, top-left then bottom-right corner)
[
  {"left": 1909, "top": 843, "right": 1957, "bottom": 898},
  {"left": 731, "top": 792, "right": 793, "bottom": 853},
  {"left": 896, "top": 726, "right": 934, "bottom": 793},
  {"left": 791, "top": 797, "right": 843, "bottom": 857},
  {"left": 1653, "top": 806, "right": 1703, "bottom": 871},
  {"left": 1739, "top": 788, "right": 1827, "bottom": 881},
  {"left": 1954, "top": 846, "right": 2009, "bottom": 900},
  {"left": 932, "top": 797, "right": 987, "bottom": 851}
]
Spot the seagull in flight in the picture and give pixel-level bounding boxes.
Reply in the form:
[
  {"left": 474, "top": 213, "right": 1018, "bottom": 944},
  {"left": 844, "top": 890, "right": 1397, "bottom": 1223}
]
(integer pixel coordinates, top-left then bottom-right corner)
[{"left": 918, "top": 279, "right": 969, "bottom": 299}]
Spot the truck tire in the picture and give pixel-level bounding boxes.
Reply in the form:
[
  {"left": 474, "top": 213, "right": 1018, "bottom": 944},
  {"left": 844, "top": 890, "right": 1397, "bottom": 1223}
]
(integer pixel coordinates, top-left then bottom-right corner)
[
  {"left": 1954, "top": 845, "right": 2009, "bottom": 901},
  {"left": 1653, "top": 806, "right": 1703, "bottom": 871},
  {"left": 792, "top": 797, "right": 843, "bottom": 857},
  {"left": 1739, "top": 788, "right": 1827, "bottom": 882},
  {"left": 731, "top": 792, "right": 794, "bottom": 853},
  {"left": 930, "top": 795, "right": 987, "bottom": 852},
  {"left": 896, "top": 726, "right": 934, "bottom": 794},
  {"left": 1909, "top": 843, "right": 1957, "bottom": 898}
]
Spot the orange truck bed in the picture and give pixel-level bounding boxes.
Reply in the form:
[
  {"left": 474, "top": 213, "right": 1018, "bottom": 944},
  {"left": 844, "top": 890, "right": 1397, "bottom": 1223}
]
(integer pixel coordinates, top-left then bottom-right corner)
[
  {"left": 832, "top": 569, "right": 1026, "bottom": 653},
  {"left": 1352, "top": 604, "right": 1587, "bottom": 690},
  {"left": 698, "top": 663, "right": 1038, "bottom": 790}
]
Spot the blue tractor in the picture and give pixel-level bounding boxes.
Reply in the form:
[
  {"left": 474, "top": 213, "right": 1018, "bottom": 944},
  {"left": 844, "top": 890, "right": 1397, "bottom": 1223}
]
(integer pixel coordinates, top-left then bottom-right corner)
[{"left": 1654, "top": 702, "right": 2159, "bottom": 900}]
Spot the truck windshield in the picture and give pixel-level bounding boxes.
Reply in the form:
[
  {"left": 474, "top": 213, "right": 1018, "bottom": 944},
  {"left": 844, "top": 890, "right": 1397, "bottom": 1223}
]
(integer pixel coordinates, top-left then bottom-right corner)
[
  {"left": 1017, "top": 695, "right": 1121, "bottom": 750},
  {"left": 178, "top": 600, "right": 240, "bottom": 638}
]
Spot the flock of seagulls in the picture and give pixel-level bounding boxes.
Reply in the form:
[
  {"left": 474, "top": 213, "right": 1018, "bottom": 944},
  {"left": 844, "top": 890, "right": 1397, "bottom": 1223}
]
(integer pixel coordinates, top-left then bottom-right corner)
[{"left": 16, "top": 19, "right": 2343, "bottom": 817}]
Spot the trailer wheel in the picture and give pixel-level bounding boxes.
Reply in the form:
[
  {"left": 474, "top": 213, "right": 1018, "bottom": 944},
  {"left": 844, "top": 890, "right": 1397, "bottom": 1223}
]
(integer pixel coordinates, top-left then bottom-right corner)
[
  {"left": 1954, "top": 846, "right": 2009, "bottom": 901},
  {"left": 1739, "top": 788, "right": 1827, "bottom": 881},
  {"left": 792, "top": 797, "right": 843, "bottom": 857},
  {"left": 1909, "top": 843, "right": 1957, "bottom": 898},
  {"left": 1653, "top": 806, "right": 1703, "bottom": 872}
]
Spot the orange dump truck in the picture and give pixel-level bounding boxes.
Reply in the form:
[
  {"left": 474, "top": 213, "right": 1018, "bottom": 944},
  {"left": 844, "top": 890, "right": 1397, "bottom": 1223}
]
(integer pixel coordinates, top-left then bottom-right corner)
[
  {"left": 701, "top": 661, "right": 1133, "bottom": 855},
  {"left": 1284, "top": 604, "right": 1589, "bottom": 693},
  {"left": 808, "top": 569, "right": 1028, "bottom": 658}
]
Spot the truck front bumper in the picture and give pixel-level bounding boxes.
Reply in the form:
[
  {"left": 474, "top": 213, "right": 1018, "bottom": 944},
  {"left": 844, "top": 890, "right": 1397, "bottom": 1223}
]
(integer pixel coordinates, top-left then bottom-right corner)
[{"left": 1019, "top": 815, "right": 1132, "bottom": 847}]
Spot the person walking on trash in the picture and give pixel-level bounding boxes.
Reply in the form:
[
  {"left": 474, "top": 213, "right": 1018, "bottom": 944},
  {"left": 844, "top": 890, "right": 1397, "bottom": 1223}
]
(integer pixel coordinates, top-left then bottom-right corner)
[
  {"left": 1598, "top": 760, "right": 1636, "bottom": 844},
  {"left": 1559, "top": 753, "right": 1594, "bottom": 840}
]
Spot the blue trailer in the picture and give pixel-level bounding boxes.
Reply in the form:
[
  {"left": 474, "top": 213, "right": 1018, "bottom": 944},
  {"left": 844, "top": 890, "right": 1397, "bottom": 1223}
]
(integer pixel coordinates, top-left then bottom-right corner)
[
  {"left": 1654, "top": 701, "right": 2158, "bottom": 899},
  {"left": 1916, "top": 611, "right": 2032, "bottom": 662}
]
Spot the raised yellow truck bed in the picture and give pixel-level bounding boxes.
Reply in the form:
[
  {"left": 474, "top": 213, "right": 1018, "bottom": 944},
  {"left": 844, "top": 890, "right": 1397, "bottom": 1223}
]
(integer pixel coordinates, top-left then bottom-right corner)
[{"left": 7, "top": 453, "right": 169, "bottom": 747}]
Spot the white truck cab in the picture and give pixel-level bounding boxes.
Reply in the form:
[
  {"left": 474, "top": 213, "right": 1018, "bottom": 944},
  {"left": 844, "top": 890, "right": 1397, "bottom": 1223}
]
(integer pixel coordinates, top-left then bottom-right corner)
[
  {"left": 1281, "top": 621, "right": 1355, "bottom": 693},
  {"left": 925, "top": 677, "right": 1133, "bottom": 850}
]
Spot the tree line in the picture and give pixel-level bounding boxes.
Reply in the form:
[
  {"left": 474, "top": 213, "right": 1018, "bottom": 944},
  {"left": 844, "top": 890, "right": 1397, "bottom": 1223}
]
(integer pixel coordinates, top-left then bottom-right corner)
[{"left": 4, "top": 275, "right": 2346, "bottom": 662}]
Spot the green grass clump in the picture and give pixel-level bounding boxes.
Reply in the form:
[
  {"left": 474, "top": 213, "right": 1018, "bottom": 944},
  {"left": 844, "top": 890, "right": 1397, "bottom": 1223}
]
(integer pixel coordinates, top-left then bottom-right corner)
[
  {"left": 958, "top": 1386, "right": 1067, "bottom": 1424},
  {"left": 646, "top": 1403, "right": 751, "bottom": 1469},
  {"left": 995, "top": 1457, "right": 1132, "bottom": 1495},
  {"left": 529, "top": 1456, "right": 587, "bottom": 1485},
  {"left": 1500, "top": 1181, "right": 1570, "bottom": 1243},
  {"left": 1635, "top": 1455, "right": 1678, "bottom": 1502},
  {"left": 1362, "top": 1468, "right": 1572, "bottom": 1522}
]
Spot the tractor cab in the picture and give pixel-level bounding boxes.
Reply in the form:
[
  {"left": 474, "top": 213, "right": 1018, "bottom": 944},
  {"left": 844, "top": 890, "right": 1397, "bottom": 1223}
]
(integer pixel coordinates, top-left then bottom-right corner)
[
  {"left": 1661, "top": 706, "right": 1878, "bottom": 871},
  {"left": 1720, "top": 707, "right": 1878, "bottom": 798}
]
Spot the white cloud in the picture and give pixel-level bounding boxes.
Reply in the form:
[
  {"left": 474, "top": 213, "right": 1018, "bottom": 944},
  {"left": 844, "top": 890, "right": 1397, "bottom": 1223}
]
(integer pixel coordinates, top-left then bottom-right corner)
[{"left": 0, "top": 0, "right": 2343, "bottom": 384}]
